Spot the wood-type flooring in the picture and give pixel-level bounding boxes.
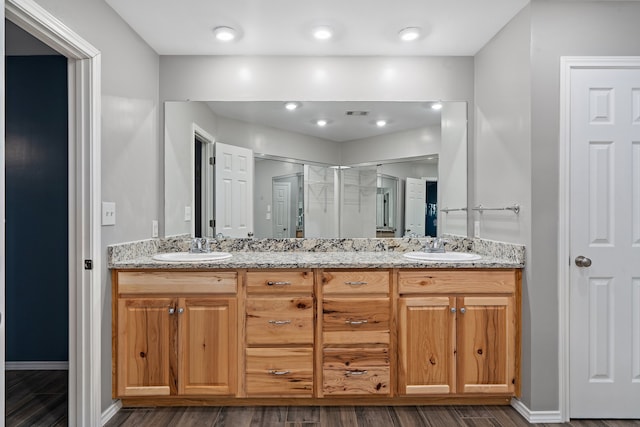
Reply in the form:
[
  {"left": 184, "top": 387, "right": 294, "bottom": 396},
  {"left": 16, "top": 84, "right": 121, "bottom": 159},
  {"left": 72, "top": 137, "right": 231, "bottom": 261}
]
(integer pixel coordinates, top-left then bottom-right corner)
[{"left": 5, "top": 371, "right": 640, "bottom": 427}]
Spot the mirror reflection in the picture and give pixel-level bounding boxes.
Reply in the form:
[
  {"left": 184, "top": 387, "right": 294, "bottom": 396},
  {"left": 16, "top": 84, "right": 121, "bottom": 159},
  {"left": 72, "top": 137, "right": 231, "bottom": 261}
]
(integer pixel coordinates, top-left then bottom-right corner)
[{"left": 164, "top": 101, "right": 467, "bottom": 239}]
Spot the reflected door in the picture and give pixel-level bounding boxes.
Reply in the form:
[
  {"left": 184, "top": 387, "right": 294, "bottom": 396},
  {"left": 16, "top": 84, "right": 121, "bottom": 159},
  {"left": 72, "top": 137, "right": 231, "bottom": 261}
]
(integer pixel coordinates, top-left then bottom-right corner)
[
  {"left": 273, "top": 181, "right": 292, "bottom": 238},
  {"left": 215, "top": 142, "right": 254, "bottom": 238},
  {"left": 405, "top": 177, "right": 425, "bottom": 236}
]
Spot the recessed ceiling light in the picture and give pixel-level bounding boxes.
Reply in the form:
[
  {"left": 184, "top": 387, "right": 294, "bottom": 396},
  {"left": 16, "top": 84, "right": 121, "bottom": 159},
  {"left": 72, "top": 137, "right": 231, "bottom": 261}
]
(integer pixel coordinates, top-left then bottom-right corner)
[
  {"left": 431, "top": 102, "right": 443, "bottom": 110},
  {"left": 313, "top": 26, "right": 333, "bottom": 41},
  {"left": 316, "top": 119, "right": 329, "bottom": 127},
  {"left": 213, "top": 26, "right": 238, "bottom": 42},
  {"left": 284, "top": 101, "right": 301, "bottom": 111},
  {"left": 376, "top": 120, "right": 388, "bottom": 127},
  {"left": 398, "top": 27, "right": 421, "bottom": 42}
]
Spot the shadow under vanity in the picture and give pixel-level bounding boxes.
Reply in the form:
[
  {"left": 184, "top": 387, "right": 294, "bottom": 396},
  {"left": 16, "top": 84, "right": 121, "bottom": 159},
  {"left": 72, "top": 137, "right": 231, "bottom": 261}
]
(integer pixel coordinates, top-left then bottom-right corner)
[{"left": 109, "top": 236, "right": 523, "bottom": 407}]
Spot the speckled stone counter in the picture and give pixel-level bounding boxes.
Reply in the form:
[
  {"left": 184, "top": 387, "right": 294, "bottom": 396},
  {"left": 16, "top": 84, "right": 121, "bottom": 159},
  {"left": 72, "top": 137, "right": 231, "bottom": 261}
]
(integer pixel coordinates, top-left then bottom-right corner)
[{"left": 108, "top": 236, "right": 524, "bottom": 270}]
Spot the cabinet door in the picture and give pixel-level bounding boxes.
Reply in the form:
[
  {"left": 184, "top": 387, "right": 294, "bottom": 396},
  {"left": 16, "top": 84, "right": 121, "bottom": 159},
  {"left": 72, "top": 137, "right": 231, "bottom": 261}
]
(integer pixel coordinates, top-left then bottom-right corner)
[
  {"left": 398, "top": 297, "right": 456, "bottom": 395},
  {"left": 117, "top": 298, "right": 174, "bottom": 397},
  {"left": 178, "top": 297, "right": 237, "bottom": 396},
  {"left": 457, "top": 296, "right": 515, "bottom": 394}
]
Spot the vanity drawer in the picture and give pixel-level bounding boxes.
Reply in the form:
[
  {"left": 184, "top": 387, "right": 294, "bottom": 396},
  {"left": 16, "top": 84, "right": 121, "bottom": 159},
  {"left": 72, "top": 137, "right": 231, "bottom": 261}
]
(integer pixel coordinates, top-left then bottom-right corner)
[
  {"left": 323, "top": 298, "right": 390, "bottom": 330},
  {"left": 398, "top": 270, "right": 517, "bottom": 294},
  {"left": 321, "top": 271, "right": 390, "bottom": 295},
  {"left": 246, "top": 297, "right": 314, "bottom": 345},
  {"left": 246, "top": 270, "right": 314, "bottom": 295},
  {"left": 116, "top": 271, "right": 237, "bottom": 295},
  {"left": 323, "top": 348, "right": 390, "bottom": 396},
  {"left": 246, "top": 347, "right": 313, "bottom": 396}
]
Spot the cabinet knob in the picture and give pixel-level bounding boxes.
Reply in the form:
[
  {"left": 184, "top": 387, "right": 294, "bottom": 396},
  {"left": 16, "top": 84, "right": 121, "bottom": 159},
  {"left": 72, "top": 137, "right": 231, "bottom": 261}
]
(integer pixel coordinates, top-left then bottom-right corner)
[
  {"left": 267, "top": 281, "right": 292, "bottom": 286},
  {"left": 268, "top": 320, "right": 291, "bottom": 325},
  {"left": 178, "top": 308, "right": 184, "bottom": 314},
  {"left": 450, "top": 307, "right": 456, "bottom": 313},
  {"left": 460, "top": 307, "right": 466, "bottom": 314},
  {"left": 168, "top": 307, "right": 175, "bottom": 314}
]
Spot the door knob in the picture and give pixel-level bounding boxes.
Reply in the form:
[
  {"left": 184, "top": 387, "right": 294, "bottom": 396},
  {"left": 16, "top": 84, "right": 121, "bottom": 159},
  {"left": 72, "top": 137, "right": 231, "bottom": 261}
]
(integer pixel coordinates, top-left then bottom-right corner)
[{"left": 575, "top": 256, "right": 592, "bottom": 267}]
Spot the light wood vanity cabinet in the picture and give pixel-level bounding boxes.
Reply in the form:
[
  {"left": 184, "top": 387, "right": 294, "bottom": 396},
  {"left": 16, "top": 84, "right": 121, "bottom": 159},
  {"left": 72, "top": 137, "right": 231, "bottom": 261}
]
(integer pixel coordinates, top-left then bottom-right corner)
[
  {"left": 397, "top": 270, "right": 520, "bottom": 397},
  {"left": 113, "top": 271, "right": 238, "bottom": 398},
  {"left": 244, "top": 270, "right": 314, "bottom": 397},
  {"left": 113, "top": 266, "right": 520, "bottom": 405},
  {"left": 319, "top": 270, "right": 392, "bottom": 396}
]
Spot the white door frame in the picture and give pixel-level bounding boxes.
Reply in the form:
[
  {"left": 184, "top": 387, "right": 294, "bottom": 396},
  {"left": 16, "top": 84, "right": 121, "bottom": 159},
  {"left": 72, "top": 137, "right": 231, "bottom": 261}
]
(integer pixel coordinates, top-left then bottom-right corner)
[
  {"left": 3, "top": 0, "right": 102, "bottom": 426},
  {"left": 558, "top": 56, "right": 640, "bottom": 422}
]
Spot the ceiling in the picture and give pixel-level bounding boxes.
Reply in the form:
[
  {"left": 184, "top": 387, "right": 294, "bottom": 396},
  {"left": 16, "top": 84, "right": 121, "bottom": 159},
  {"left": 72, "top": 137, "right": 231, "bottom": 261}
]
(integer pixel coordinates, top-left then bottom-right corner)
[
  {"left": 205, "top": 101, "right": 447, "bottom": 143},
  {"left": 105, "top": 0, "right": 528, "bottom": 56}
]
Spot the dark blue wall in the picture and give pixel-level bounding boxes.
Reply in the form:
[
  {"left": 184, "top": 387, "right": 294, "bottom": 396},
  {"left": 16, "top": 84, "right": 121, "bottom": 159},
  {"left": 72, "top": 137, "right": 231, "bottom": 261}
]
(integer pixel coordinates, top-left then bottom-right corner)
[{"left": 6, "top": 56, "right": 69, "bottom": 362}]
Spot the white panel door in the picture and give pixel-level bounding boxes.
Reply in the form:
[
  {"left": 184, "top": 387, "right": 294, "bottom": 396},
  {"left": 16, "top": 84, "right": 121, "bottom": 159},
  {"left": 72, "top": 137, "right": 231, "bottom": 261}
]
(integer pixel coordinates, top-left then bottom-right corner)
[
  {"left": 405, "top": 177, "right": 425, "bottom": 236},
  {"left": 272, "top": 181, "right": 291, "bottom": 238},
  {"left": 215, "top": 142, "right": 253, "bottom": 238},
  {"left": 570, "top": 68, "right": 640, "bottom": 418}
]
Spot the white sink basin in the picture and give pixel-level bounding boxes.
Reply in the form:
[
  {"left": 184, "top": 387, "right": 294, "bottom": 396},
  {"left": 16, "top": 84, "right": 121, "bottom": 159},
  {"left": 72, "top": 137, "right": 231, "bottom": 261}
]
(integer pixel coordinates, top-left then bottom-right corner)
[
  {"left": 152, "top": 252, "right": 232, "bottom": 262},
  {"left": 403, "top": 252, "right": 482, "bottom": 262}
]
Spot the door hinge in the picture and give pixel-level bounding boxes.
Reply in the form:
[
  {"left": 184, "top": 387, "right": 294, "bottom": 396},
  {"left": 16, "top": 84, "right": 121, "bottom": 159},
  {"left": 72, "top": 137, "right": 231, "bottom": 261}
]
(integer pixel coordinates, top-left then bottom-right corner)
[
  {"left": 84, "top": 259, "right": 93, "bottom": 270},
  {"left": 209, "top": 157, "right": 214, "bottom": 165},
  {"left": 209, "top": 219, "right": 214, "bottom": 227}
]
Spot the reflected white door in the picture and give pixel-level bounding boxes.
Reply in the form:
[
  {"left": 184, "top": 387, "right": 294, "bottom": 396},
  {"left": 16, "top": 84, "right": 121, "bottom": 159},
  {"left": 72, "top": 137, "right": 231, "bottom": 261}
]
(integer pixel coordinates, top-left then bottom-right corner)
[
  {"left": 215, "top": 142, "right": 254, "bottom": 238},
  {"left": 569, "top": 67, "right": 640, "bottom": 418},
  {"left": 405, "top": 177, "right": 425, "bottom": 236},
  {"left": 272, "top": 181, "right": 291, "bottom": 238}
]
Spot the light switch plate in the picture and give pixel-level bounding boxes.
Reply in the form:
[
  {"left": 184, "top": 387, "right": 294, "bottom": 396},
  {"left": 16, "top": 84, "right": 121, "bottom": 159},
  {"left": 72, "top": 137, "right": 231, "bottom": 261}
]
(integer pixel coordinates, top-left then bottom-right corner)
[
  {"left": 152, "top": 220, "right": 159, "bottom": 238},
  {"left": 102, "top": 202, "right": 116, "bottom": 226},
  {"left": 474, "top": 220, "right": 480, "bottom": 238}
]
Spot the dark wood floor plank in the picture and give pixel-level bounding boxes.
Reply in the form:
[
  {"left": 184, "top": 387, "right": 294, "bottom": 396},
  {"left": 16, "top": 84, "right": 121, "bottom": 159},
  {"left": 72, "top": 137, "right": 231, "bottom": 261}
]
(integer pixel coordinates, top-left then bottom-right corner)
[
  {"left": 355, "top": 406, "right": 400, "bottom": 427},
  {"left": 390, "top": 406, "right": 429, "bottom": 427},
  {"left": 287, "top": 405, "right": 320, "bottom": 423},
  {"left": 250, "top": 406, "right": 288, "bottom": 426},
  {"left": 419, "top": 406, "right": 466, "bottom": 427},
  {"left": 215, "top": 406, "right": 257, "bottom": 427},
  {"left": 454, "top": 406, "right": 495, "bottom": 418},
  {"left": 173, "top": 406, "right": 222, "bottom": 427},
  {"left": 320, "top": 406, "right": 359, "bottom": 427},
  {"left": 486, "top": 405, "right": 531, "bottom": 427}
]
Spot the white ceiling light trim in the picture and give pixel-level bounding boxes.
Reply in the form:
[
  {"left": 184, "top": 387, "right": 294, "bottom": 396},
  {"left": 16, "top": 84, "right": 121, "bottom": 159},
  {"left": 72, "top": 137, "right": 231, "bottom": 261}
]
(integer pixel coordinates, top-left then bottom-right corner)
[
  {"left": 312, "top": 25, "right": 334, "bottom": 41},
  {"left": 398, "top": 27, "right": 421, "bottom": 42},
  {"left": 213, "top": 26, "right": 238, "bottom": 42}
]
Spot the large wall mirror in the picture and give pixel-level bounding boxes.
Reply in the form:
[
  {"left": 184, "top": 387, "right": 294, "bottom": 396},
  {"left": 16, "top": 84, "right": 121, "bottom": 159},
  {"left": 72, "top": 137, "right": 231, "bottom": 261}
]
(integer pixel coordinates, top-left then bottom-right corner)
[{"left": 164, "top": 101, "right": 468, "bottom": 239}]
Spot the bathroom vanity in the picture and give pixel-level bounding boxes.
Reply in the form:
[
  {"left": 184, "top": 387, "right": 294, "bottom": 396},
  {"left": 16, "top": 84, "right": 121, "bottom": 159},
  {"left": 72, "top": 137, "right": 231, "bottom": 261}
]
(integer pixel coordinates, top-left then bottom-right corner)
[{"left": 111, "top": 245, "right": 522, "bottom": 407}]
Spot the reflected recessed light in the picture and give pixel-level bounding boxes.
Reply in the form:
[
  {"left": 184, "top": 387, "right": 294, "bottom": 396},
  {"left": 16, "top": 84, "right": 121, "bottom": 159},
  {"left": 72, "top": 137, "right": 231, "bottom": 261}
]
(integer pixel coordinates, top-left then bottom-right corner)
[
  {"left": 376, "top": 120, "right": 388, "bottom": 127},
  {"left": 431, "top": 102, "right": 443, "bottom": 110},
  {"left": 213, "top": 26, "right": 238, "bottom": 42},
  {"left": 398, "top": 27, "right": 421, "bottom": 42},
  {"left": 284, "top": 101, "right": 301, "bottom": 111},
  {"left": 313, "top": 26, "right": 333, "bottom": 40},
  {"left": 316, "top": 119, "right": 329, "bottom": 127}
]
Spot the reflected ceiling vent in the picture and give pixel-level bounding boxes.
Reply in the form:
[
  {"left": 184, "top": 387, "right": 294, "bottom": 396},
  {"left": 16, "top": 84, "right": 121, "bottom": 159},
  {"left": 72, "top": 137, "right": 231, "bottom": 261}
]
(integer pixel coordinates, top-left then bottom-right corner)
[{"left": 345, "top": 110, "right": 369, "bottom": 116}]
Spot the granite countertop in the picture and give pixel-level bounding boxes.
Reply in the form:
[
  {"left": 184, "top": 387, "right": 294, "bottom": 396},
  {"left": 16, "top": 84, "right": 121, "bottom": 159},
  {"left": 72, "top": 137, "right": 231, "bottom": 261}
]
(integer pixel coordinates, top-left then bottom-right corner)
[{"left": 110, "top": 250, "right": 523, "bottom": 270}]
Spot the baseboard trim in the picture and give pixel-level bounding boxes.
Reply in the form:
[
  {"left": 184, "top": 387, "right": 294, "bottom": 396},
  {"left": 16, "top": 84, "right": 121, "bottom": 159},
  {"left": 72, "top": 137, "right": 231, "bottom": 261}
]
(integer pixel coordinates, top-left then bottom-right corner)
[
  {"left": 511, "top": 398, "right": 563, "bottom": 424},
  {"left": 5, "top": 361, "right": 69, "bottom": 370},
  {"left": 101, "top": 400, "right": 122, "bottom": 426}
]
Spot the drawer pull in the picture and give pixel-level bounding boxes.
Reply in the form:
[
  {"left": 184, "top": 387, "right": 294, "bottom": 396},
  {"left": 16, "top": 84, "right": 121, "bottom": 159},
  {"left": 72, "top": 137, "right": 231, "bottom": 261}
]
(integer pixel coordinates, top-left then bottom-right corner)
[
  {"left": 268, "top": 320, "right": 292, "bottom": 325},
  {"left": 267, "top": 281, "right": 292, "bottom": 286},
  {"left": 344, "top": 281, "right": 368, "bottom": 286},
  {"left": 346, "top": 370, "right": 368, "bottom": 376},
  {"left": 268, "top": 370, "right": 291, "bottom": 376},
  {"left": 345, "top": 320, "right": 368, "bottom": 325}
]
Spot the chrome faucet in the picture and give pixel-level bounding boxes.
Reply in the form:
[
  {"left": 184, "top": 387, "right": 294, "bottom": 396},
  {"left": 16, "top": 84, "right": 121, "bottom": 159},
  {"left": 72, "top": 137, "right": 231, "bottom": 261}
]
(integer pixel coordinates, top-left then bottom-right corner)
[
  {"left": 189, "top": 237, "right": 210, "bottom": 253},
  {"left": 424, "top": 237, "right": 447, "bottom": 253}
]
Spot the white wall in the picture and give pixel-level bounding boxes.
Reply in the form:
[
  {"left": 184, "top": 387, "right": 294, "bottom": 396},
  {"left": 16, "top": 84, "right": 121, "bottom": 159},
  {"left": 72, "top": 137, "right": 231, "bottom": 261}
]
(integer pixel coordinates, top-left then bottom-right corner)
[
  {"left": 32, "top": 0, "right": 160, "bottom": 412},
  {"left": 440, "top": 102, "right": 468, "bottom": 236},
  {"left": 528, "top": 0, "right": 640, "bottom": 412},
  {"left": 160, "top": 56, "right": 475, "bottom": 104},
  {"left": 474, "top": 3, "right": 533, "bottom": 408}
]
